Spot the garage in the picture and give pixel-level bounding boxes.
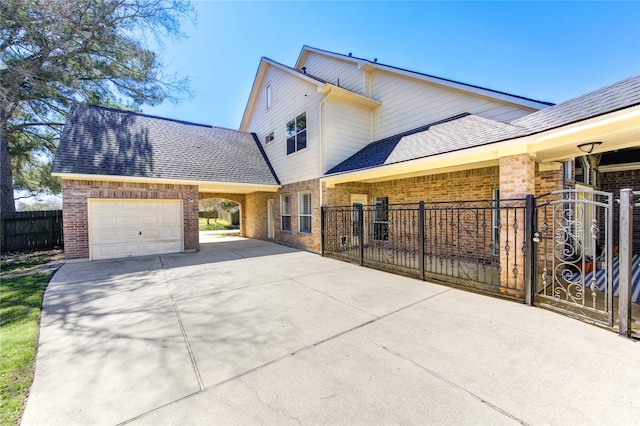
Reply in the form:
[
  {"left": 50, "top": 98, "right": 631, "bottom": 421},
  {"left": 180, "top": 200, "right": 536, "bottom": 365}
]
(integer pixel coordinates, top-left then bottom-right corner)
[{"left": 88, "top": 199, "right": 183, "bottom": 260}]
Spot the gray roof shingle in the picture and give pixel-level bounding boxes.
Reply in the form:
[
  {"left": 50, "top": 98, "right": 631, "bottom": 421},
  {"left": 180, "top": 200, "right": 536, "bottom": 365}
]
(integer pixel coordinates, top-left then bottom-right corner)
[
  {"left": 511, "top": 75, "right": 640, "bottom": 132},
  {"left": 52, "top": 104, "right": 280, "bottom": 186},
  {"left": 326, "top": 75, "right": 640, "bottom": 176},
  {"left": 326, "top": 114, "right": 525, "bottom": 175}
]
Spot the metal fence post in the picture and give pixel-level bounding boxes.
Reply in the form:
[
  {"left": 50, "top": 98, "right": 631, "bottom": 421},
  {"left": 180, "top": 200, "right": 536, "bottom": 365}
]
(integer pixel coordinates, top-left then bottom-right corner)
[
  {"left": 524, "top": 194, "right": 535, "bottom": 306},
  {"left": 320, "top": 207, "right": 326, "bottom": 256},
  {"left": 418, "top": 201, "right": 425, "bottom": 280},
  {"left": 357, "top": 203, "right": 364, "bottom": 266},
  {"left": 618, "top": 189, "right": 632, "bottom": 338}
]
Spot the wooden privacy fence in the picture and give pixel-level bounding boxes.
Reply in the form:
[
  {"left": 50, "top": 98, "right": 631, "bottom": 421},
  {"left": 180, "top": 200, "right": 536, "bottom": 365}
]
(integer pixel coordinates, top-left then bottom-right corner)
[{"left": 1, "top": 210, "right": 63, "bottom": 252}]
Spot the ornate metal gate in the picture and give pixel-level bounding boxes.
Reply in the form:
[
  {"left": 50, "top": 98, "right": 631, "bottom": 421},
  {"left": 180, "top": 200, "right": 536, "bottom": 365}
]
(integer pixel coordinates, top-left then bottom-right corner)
[{"left": 532, "top": 189, "right": 614, "bottom": 326}]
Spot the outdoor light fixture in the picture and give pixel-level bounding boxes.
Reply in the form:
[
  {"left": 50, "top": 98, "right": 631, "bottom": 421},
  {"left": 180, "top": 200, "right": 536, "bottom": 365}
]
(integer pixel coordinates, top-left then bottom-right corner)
[{"left": 577, "top": 141, "right": 602, "bottom": 154}]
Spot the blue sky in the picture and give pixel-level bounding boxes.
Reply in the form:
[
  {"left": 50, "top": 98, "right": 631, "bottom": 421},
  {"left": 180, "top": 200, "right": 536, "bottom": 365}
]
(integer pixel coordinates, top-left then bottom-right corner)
[{"left": 143, "top": 1, "right": 640, "bottom": 129}]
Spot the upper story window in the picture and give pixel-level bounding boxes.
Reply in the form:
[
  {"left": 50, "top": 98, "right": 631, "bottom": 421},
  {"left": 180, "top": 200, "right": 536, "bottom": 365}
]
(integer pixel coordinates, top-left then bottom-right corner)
[
  {"left": 264, "top": 131, "right": 274, "bottom": 145},
  {"left": 286, "top": 112, "right": 306, "bottom": 155},
  {"left": 266, "top": 84, "right": 272, "bottom": 109}
]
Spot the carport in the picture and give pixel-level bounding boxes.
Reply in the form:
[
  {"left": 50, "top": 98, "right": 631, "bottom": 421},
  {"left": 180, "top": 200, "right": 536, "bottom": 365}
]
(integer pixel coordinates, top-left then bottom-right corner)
[{"left": 52, "top": 104, "right": 280, "bottom": 261}]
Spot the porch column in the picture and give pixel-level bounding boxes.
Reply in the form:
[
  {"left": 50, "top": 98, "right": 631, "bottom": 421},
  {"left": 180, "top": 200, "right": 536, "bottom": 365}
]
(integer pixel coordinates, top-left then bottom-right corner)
[{"left": 499, "top": 153, "right": 536, "bottom": 299}]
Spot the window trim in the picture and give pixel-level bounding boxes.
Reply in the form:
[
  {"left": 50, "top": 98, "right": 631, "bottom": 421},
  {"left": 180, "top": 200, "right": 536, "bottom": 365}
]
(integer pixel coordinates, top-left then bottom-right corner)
[
  {"left": 298, "top": 191, "right": 312, "bottom": 234},
  {"left": 281, "top": 193, "right": 291, "bottom": 232},
  {"left": 286, "top": 111, "right": 307, "bottom": 155},
  {"left": 264, "top": 131, "right": 274, "bottom": 145},
  {"left": 266, "top": 84, "right": 272, "bottom": 110},
  {"left": 372, "top": 196, "right": 389, "bottom": 241}
]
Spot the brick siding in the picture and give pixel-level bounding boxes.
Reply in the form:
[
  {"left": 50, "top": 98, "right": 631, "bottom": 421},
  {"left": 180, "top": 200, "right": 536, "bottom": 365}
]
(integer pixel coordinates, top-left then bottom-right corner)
[
  {"left": 62, "top": 179, "right": 199, "bottom": 260},
  {"left": 599, "top": 169, "right": 640, "bottom": 253},
  {"left": 324, "top": 167, "right": 500, "bottom": 207}
]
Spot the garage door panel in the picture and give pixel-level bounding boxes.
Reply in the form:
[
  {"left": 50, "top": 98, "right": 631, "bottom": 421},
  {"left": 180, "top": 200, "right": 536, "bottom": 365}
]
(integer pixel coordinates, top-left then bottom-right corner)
[
  {"left": 142, "top": 215, "right": 159, "bottom": 225},
  {"left": 120, "top": 215, "right": 140, "bottom": 226},
  {"left": 89, "top": 199, "right": 183, "bottom": 260},
  {"left": 161, "top": 215, "right": 180, "bottom": 225}
]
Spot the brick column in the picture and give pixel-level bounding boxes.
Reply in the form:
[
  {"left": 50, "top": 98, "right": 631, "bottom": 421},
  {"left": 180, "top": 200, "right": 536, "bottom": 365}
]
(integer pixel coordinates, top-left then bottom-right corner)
[{"left": 499, "top": 154, "right": 535, "bottom": 299}]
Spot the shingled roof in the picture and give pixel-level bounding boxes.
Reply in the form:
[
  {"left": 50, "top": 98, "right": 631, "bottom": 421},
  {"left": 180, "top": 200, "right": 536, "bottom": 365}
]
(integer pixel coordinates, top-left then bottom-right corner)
[
  {"left": 52, "top": 104, "right": 280, "bottom": 185},
  {"left": 326, "top": 75, "right": 640, "bottom": 176},
  {"left": 511, "top": 74, "right": 640, "bottom": 132},
  {"left": 326, "top": 114, "right": 525, "bottom": 175}
]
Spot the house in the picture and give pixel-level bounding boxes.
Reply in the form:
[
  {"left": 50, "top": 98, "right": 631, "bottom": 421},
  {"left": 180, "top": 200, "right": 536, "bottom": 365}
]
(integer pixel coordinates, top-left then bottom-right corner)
[{"left": 52, "top": 46, "right": 640, "bottom": 273}]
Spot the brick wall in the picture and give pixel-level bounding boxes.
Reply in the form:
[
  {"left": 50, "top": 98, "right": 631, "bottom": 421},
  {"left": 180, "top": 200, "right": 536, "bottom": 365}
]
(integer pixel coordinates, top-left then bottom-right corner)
[
  {"left": 272, "top": 178, "right": 322, "bottom": 252},
  {"left": 62, "top": 179, "right": 199, "bottom": 260},
  {"left": 536, "top": 166, "right": 564, "bottom": 196},
  {"left": 599, "top": 169, "right": 640, "bottom": 253},
  {"left": 324, "top": 167, "right": 500, "bottom": 206},
  {"left": 244, "top": 192, "right": 271, "bottom": 239}
]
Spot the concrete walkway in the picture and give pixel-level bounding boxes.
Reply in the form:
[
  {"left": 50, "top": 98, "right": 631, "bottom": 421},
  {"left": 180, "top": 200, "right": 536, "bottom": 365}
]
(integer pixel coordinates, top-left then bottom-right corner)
[{"left": 22, "top": 238, "right": 639, "bottom": 425}]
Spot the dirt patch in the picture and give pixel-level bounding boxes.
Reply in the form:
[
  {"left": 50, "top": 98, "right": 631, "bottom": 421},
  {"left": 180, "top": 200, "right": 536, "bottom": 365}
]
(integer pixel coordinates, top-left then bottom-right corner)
[{"left": 1, "top": 249, "right": 65, "bottom": 279}]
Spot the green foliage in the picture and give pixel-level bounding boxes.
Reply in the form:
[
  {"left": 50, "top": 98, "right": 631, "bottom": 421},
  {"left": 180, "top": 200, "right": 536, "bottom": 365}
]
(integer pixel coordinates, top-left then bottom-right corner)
[
  {"left": 0, "top": 272, "right": 51, "bottom": 425},
  {"left": 199, "top": 217, "right": 239, "bottom": 231},
  {"left": 0, "top": 0, "right": 195, "bottom": 211}
]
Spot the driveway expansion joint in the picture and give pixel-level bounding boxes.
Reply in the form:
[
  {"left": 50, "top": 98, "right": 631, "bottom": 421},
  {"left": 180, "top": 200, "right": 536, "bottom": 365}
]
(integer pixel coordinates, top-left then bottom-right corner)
[
  {"left": 159, "top": 256, "right": 205, "bottom": 391},
  {"left": 354, "top": 330, "right": 529, "bottom": 426}
]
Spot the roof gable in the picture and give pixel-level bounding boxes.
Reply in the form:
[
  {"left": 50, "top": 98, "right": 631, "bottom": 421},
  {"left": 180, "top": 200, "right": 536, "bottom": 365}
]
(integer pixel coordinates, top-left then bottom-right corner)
[
  {"left": 296, "top": 46, "right": 554, "bottom": 110},
  {"left": 53, "top": 104, "right": 280, "bottom": 186},
  {"left": 239, "top": 57, "right": 327, "bottom": 130}
]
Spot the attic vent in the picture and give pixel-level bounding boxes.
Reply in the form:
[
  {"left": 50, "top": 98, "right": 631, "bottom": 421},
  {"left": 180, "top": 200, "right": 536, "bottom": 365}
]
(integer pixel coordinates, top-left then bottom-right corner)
[
  {"left": 348, "top": 52, "right": 352, "bottom": 57},
  {"left": 302, "top": 67, "right": 306, "bottom": 74},
  {"left": 374, "top": 58, "right": 377, "bottom": 63}
]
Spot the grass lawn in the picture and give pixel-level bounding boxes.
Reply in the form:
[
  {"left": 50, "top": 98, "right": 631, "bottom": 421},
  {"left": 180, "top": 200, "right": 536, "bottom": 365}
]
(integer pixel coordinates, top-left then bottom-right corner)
[
  {"left": 199, "top": 217, "right": 240, "bottom": 231},
  {"left": 0, "top": 250, "right": 63, "bottom": 426}
]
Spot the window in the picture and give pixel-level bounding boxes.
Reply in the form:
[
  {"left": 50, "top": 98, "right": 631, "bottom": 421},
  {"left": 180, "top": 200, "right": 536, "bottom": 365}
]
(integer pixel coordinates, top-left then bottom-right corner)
[
  {"left": 264, "top": 131, "right": 274, "bottom": 144},
  {"left": 373, "top": 196, "right": 389, "bottom": 241},
  {"left": 266, "top": 84, "right": 271, "bottom": 109},
  {"left": 299, "top": 191, "right": 312, "bottom": 234},
  {"left": 286, "top": 112, "right": 306, "bottom": 155},
  {"left": 281, "top": 193, "right": 291, "bottom": 231}
]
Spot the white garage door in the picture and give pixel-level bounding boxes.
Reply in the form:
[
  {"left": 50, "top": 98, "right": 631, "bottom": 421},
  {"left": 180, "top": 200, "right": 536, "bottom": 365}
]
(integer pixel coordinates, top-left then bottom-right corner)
[{"left": 88, "top": 199, "right": 183, "bottom": 260}]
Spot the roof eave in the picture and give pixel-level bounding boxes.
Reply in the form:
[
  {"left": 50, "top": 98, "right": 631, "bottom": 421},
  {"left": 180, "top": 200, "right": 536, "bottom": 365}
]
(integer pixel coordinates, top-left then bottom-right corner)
[
  {"left": 53, "top": 172, "right": 281, "bottom": 194},
  {"left": 319, "top": 84, "right": 381, "bottom": 109}
]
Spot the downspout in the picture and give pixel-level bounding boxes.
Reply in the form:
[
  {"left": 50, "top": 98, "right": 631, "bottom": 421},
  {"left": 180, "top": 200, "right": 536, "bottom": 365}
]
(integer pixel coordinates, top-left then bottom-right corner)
[{"left": 318, "top": 89, "right": 331, "bottom": 208}]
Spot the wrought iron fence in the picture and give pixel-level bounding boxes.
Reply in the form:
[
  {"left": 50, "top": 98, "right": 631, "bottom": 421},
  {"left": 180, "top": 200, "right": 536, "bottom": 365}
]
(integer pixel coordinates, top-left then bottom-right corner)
[
  {"left": 532, "top": 189, "right": 614, "bottom": 326},
  {"left": 321, "top": 199, "right": 528, "bottom": 300}
]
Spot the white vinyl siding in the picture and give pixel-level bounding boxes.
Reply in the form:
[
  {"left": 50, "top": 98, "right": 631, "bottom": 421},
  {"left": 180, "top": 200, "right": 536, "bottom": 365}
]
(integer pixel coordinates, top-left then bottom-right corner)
[
  {"left": 370, "top": 69, "right": 536, "bottom": 141},
  {"left": 243, "top": 65, "right": 322, "bottom": 184},
  {"left": 323, "top": 100, "right": 372, "bottom": 172},
  {"left": 298, "top": 53, "right": 363, "bottom": 94},
  {"left": 298, "top": 191, "right": 312, "bottom": 234}
]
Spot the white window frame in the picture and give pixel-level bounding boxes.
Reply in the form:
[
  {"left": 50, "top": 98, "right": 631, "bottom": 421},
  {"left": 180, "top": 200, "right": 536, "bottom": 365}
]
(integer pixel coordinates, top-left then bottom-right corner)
[
  {"left": 286, "top": 111, "right": 307, "bottom": 155},
  {"left": 281, "top": 193, "right": 291, "bottom": 231},
  {"left": 266, "top": 84, "right": 271, "bottom": 110},
  {"left": 373, "top": 196, "right": 389, "bottom": 241},
  {"left": 299, "top": 191, "right": 312, "bottom": 234},
  {"left": 264, "top": 131, "right": 274, "bottom": 145}
]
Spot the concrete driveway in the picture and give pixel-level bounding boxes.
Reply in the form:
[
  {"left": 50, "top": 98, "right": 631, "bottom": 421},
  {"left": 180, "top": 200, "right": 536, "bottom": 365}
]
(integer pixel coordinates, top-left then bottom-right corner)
[{"left": 22, "top": 238, "right": 639, "bottom": 425}]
